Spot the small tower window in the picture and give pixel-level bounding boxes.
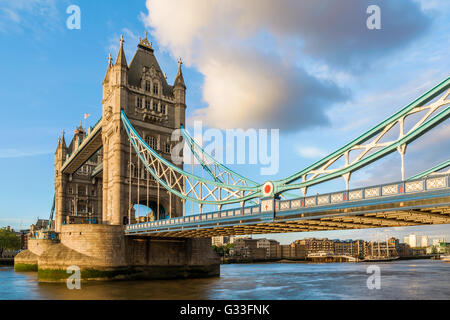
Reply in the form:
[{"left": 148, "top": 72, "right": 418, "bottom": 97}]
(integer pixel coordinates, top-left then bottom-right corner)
[
  {"left": 153, "top": 83, "right": 159, "bottom": 95},
  {"left": 145, "top": 99, "right": 151, "bottom": 110},
  {"left": 78, "top": 185, "right": 85, "bottom": 196},
  {"left": 145, "top": 81, "right": 150, "bottom": 92},
  {"left": 137, "top": 97, "right": 143, "bottom": 108},
  {"left": 145, "top": 136, "right": 157, "bottom": 150},
  {"left": 165, "top": 143, "right": 171, "bottom": 154},
  {"left": 161, "top": 104, "right": 166, "bottom": 114},
  {"left": 153, "top": 101, "right": 158, "bottom": 111}
]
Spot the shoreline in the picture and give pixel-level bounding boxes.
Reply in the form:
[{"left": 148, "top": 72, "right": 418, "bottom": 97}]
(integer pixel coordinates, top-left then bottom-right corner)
[
  {"left": 0, "top": 258, "right": 14, "bottom": 266},
  {"left": 221, "top": 255, "right": 436, "bottom": 265}
]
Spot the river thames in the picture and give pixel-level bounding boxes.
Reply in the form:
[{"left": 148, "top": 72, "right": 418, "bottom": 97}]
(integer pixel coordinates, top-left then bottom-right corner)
[{"left": 1, "top": 259, "right": 449, "bottom": 300}]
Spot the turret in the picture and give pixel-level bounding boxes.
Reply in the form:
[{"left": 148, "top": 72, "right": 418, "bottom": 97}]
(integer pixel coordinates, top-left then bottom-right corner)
[
  {"left": 112, "top": 35, "right": 128, "bottom": 87},
  {"left": 102, "top": 53, "right": 113, "bottom": 99},
  {"left": 173, "top": 58, "right": 186, "bottom": 128},
  {"left": 173, "top": 58, "right": 186, "bottom": 104},
  {"left": 72, "top": 123, "right": 86, "bottom": 150},
  {"left": 55, "top": 130, "right": 68, "bottom": 169},
  {"left": 54, "top": 130, "right": 68, "bottom": 233},
  {"left": 101, "top": 35, "right": 130, "bottom": 225}
]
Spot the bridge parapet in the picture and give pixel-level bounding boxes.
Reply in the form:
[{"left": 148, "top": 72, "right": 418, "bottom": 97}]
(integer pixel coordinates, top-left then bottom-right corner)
[{"left": 126, "top": 173, "right": 450, "bottom": 237}]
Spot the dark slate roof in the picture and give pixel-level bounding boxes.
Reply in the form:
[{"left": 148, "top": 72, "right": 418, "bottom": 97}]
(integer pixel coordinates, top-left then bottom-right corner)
[
  {"left": 67, "top": 126, "right": 85, "bottom": 155},
  {"left": 67, "top": 139, "right": 75, "bottom": 155},
  {"left": 34, "top": 219, "right": 49, "bottom": 229},
  {"left": 128, "top": 45, "right": 174, "bottom": 97}
]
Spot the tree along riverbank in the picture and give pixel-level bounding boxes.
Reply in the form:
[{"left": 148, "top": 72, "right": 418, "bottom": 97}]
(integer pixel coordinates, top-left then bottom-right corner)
[{"left": 0, "top": 258, "right": 14, "bottom": 266}]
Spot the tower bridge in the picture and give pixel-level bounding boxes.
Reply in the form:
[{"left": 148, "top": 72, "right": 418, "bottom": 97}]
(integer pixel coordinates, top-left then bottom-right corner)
[{"left": 14, "top": 33, "right": 450, "bottom": 282}]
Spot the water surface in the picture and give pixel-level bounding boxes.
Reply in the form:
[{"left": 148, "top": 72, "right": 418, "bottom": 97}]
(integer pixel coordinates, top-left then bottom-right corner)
[{"left": 1, "top": 259, "right": 448, "bottom": 300}]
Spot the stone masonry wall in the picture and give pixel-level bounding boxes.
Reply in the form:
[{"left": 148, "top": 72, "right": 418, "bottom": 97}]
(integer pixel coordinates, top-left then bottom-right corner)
[{"left": 59, "top": 224, "right": 127, "bottom": 267}]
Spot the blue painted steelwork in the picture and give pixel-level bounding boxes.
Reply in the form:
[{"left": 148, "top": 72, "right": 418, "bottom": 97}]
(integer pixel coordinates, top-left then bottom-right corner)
[
  {"left": 273, "top": 77, "right": 450, "bottom": 194},
  {"left": 121, "top": 78, "right": 449, "bottom": 206},
  {"left": 408, "top": 159, "right": 450, "bottom": 181},
  {"left": 181, "top": 125, "right": 259, "bottom": 186},
  {"left": 121, "top": 110, "right": 261, "bottom": 205},
  {"left": 90, "top": 162, "right": 103, "bottom": 178},
  {"left": 57, "top": 78, "right": 449, "bottom": 214},
  {"left": 49, "top": 195, "right": 55, "bottom": 228},
  {"left": 125, "top": 174, "right": 450, "bottom": 235}
]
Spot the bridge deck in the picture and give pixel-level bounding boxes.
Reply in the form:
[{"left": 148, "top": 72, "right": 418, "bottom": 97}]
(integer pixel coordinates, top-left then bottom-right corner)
[{"left": 125, "top": 174, "right": 450, "bottom": 237}]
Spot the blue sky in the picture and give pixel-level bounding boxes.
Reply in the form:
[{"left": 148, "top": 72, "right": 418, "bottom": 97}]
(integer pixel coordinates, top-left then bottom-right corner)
[{"left": 0, "top": 0, "right": 449, "bottom": 244}]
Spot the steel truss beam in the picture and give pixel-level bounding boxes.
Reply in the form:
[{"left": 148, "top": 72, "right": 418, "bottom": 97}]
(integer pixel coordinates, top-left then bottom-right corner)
[
  {"left": 121, "top": 110, "right": 260, "bottom": 205},
  {"left": 274, "top": 77, "right": 450, "bottom": 196}
]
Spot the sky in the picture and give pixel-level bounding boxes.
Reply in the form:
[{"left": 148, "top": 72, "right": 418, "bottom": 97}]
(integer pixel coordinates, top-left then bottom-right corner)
[{"left": 0, "top": 0, "right": 449, "bottom": 244}]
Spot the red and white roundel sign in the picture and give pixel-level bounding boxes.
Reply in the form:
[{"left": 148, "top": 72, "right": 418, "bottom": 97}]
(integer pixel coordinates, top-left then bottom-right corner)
[{"left": 262, "top": 181, "right": 274, "bottom": 197}]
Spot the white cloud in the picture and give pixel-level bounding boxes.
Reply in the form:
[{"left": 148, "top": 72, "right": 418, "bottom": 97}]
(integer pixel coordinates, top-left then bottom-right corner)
[
  {"left": 141, "top": 0, "right": 430, "bottom": 131},
  {"left": 0, "top": 0, "right": 60, "bottom": 34},
  {"left": 413, "top": 0, "right": 450, "bottom": 11},
  {"left": 0, "top": 148, "right": 52, "bottom": 159},
  {"left": 297, "top": 146, "right": 328, "bottom": 159}
]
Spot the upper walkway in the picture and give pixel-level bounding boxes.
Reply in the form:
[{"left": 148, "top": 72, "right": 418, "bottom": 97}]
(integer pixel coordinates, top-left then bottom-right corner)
[{"left": 61, "top": 118, "right": 103, "bottom": 174}]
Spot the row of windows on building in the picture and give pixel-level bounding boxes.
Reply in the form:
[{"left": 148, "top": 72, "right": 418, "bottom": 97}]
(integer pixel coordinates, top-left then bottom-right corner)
[
  {"left": 130, "top": 165, "right": 156, "bottom": 180},
  {"left": 144, "top": 136, "right": 171, "bottom": 154},
  {"left": 77, "top": 165, "right": 93, "bottom": 175},
  {"left": 136, "top": 97, "right": 167, "bottom": 114},
  {"left": 67, "top": 184, "right": 97, "bottom": 197},
  {"left": 143, "top": 80, "right": 160, "bottom": 95},
  {"left": 68, "top": 200, "right": 94, "bottom": 215}
]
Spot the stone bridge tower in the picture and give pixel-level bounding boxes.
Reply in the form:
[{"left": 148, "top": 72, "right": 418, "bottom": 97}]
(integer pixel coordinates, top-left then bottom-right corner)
[
  {"left": 15, "top": 33, "right": 218, "bottom": 282},
  {"left": 101, "top": 34, "right": 185, "bottom": 226}
]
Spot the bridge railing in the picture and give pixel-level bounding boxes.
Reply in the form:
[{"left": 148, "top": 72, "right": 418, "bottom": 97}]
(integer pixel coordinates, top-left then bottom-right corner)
[
  {"left": 127, "top": 204, "right": 262, "bottom": 232},
  {"left": 275, "top": 174, "right": 449, "bottom": 212},
  {"left": 125, "top": 173, "right": 450, "bottom": 232}
]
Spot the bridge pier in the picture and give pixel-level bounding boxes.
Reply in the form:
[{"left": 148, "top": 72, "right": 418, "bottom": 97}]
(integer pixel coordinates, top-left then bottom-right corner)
[
  {"left": 15, "top": 224, "right": 219, "bottom": 282},
  {"left": 125, "top": 236, "right": 220, "bottom": 280},
  {"left": 14, "top": 238, "right": 58, "bottom": 272}
]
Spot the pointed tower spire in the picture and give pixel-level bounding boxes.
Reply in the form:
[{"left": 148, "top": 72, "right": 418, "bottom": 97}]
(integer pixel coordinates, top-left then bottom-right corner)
[
  {"left": 174, "top": 57, "right": 186, "bottom": 88},
  {"left": 115, "top": 35, "right": 128, "bottom": 68},
  {"left": 138, "top": 31, "right": 153, "bottom": 51},
  {"left": 61, "top": 129, "right": 66, "bottom": 148},
  {"left": 108, "top": 52, "right": 112, "bottom": 67}
]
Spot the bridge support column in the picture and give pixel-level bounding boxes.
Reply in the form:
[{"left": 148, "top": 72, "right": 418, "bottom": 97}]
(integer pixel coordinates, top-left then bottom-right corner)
[
  {"left": 14, "top": 239, "right": 58, "bottom": 272},
  {"left": 125, "top": 237, "right": 220, "bottom": 280},
  {"left": 29, "top": 225, "right": 219, "bottom": 282}
]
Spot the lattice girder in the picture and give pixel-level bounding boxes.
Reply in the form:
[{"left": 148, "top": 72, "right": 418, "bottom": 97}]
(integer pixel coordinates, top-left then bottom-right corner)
[
  {"left": 274, "top": 77, "right": 450, "bottom": 195},
  {"left": 122, "top": 110, "right": 261, "bottom": 205}
]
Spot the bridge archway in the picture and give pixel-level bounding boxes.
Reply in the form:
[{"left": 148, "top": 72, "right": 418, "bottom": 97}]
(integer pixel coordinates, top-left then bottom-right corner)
[{"left": 132, "top": 200, "right": 167, "bottom": 223}]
